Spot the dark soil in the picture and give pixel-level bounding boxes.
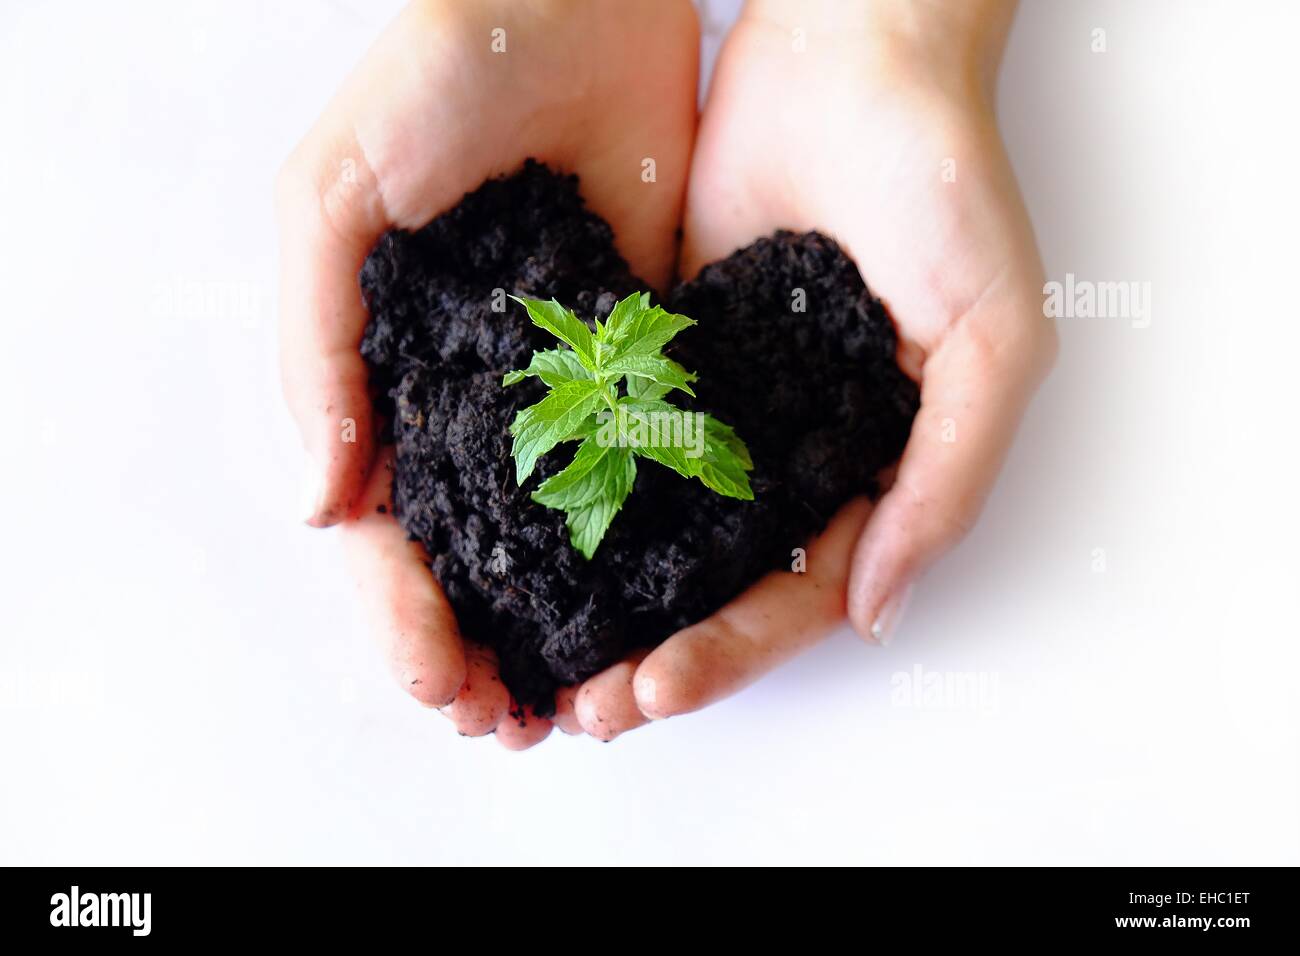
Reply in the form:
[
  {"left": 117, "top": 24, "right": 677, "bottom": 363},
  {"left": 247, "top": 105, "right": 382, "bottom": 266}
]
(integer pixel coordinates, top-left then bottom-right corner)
[{"left": 359, "top": 161, "right": 919, "bottom": 714}]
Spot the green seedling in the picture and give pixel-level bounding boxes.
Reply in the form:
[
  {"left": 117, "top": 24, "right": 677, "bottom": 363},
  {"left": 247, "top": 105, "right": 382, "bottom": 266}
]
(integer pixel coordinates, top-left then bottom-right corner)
[{"left": 503, "top": 292, "right": 754, "bottom": 558}]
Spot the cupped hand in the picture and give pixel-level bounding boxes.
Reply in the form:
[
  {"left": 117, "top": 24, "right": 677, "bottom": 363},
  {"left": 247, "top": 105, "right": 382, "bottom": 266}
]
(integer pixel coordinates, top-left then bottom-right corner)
[
  {"left": 576, "top": 0, "right": 1057, "bottom": 733},
  {"left": 277, "top": 0, "right": 699, "bottom": 747}
]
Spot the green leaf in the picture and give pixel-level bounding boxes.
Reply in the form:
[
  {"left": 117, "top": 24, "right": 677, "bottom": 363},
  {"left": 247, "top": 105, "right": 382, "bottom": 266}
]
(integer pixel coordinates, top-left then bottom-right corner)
[
  {"left": 566, "top": 492, "right": 617, "bottom": 559},
  {"left": 604, "top": 353, "right": 697, "bottom": 397},
  {"left": 538, "top": 441, "right": 637, "bottom": 559},
  {"left": 532, "top": 435, "right": 625, "bottom": 509},
  {"left": 701, "top": 414, "right": 754, "bottom": 469},
  {"left": 618, "top": 398, "right": 696, "bottom": 479},
  {"left": 625, "top": 373, "right": 672, "bottom": 402},
  {"left": 566, "top": 417, "right": 599, "bottom": 442},
  {"left": 508, "top": 379, "right": 604, "bottom": 483},
  {"left": 600, "top": 291, "right": 648, "bottom": 343},
  {"left": 502, "top": 349, "right": 593, "bottom": 388},
  {"left": 692, "top": 415, "right": 754, "bottom": 500},
  {"left": 602, "top": 303, "right": 695, "bottom": 363},
  {"left": 510, "top": 296, "right": 598, "bottom": 370},
  {"left": 617, "top": 402, "right": 753, "bottom": 499}
]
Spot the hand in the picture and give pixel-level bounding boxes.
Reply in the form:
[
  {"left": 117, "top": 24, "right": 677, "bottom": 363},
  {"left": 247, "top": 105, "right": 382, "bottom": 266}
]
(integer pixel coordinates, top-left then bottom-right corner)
[
  {"left": 277, "top": 0, "right": 699, "bottom": 748},
  {"left": 576, "top": 0, "right": 1057, "bottom": 732}
]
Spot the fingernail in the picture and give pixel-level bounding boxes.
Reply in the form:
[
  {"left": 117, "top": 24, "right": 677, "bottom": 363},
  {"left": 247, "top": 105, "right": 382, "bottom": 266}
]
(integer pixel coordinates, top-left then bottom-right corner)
[
  {"left": 299, "top": 468, "right": 323, "bottom": 524},
  {"left": 871, "top": 583, "right": 913, "bottom": 647}
]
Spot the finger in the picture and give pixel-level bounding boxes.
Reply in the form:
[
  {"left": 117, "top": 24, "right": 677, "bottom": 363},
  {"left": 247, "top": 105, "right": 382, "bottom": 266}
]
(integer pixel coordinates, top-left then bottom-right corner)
[
  {"left": 551, "top": 685, "right": 585, "bottom": 736},
  {"left": 276, "top": 109, "right": 387, "bottom": 527},
  {"left": 632, "top": 499, "right": 872, "bottom": 720},
  {"left": 339, "top": 449, "right": 467, "bottom": 708},
  {"left": 846, "top": 305, "right": 1057, "bottom": 644},
  {"left": 441, "top": 644, "right": 510, "bottom": 737},
  {"left": 576, "top": 650, "right": 652, "bottom": 741},
  {"left": 494, "top": 701, "right": 553, "bottom": 751}
]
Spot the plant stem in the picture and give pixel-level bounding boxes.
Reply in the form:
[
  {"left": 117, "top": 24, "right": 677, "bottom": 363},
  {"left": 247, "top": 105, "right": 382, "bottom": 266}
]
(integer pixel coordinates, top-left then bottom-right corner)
[{"left": 598, "top": 375, "right": 620, "bottom": 413}]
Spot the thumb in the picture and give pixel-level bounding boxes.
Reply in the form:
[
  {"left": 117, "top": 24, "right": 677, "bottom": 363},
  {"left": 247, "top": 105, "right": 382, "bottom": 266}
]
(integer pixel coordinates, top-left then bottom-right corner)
[
  {"left": 275, "top": 113, "right": 388, "bottom": 527},
  {"left": 847, "top": 302, "right": 1056, "bottom": 644}
]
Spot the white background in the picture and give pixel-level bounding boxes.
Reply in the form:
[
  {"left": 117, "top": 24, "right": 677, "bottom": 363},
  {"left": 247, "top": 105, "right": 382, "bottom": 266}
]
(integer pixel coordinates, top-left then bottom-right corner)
[{"left": 1, "top": 0, "right": 1296, "bottom": 865}]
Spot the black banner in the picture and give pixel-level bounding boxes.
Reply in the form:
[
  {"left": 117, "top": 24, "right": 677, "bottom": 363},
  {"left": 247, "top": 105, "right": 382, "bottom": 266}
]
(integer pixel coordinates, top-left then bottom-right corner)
[{"left": 4, "top": 867, "right": 1293, "bottom": 942}]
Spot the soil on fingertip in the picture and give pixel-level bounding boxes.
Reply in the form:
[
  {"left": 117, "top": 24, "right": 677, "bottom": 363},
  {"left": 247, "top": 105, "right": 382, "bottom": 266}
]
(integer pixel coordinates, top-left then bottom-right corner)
[{"left": 359, "top": 160, "right": 919, "bottom": 714}]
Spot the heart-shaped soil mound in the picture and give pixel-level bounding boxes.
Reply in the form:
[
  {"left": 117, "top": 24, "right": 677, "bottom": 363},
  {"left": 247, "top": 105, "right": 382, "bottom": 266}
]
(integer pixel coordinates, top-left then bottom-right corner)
[{"left": 360, "top": 161, "right": 919, "bottom": 713}]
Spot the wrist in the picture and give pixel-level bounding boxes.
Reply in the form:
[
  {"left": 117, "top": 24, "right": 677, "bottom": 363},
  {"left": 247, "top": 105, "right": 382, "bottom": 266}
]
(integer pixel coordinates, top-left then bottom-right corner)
[{"left": 742, "top": 0, "right": 1015, "bottom": 107}]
